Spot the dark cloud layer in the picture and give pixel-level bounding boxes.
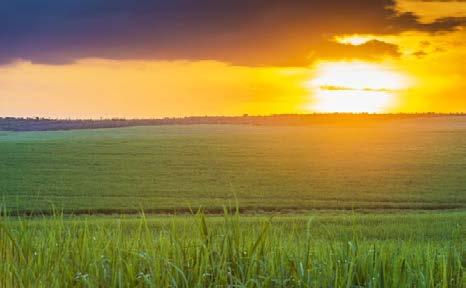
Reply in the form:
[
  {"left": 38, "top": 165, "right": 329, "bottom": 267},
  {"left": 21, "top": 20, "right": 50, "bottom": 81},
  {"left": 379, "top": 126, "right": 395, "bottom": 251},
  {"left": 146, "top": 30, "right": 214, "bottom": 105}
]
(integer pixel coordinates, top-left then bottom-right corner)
[{"left": 1, "top": 0, "right": 465, "bottom": 66}]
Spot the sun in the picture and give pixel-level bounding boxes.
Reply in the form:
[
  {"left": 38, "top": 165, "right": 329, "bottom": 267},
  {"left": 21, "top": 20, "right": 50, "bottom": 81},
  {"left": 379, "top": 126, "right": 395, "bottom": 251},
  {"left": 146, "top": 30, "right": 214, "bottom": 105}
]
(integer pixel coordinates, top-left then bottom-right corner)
[{"left": 308, "top": 61, "right": 409, "bottom": 113}]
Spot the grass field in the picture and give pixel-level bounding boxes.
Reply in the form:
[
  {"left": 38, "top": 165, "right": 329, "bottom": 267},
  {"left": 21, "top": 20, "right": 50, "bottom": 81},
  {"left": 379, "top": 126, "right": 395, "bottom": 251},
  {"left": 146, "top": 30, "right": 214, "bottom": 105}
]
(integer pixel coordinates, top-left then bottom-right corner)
[
  {"left": 1, "top": 117, "right": 465, "bottom": 213},
  {"left": 1, "top": 211, "right": 464, "bottom": 287},
  {"left": 1, "top": 118, "right": 465, "bottom": 286}
]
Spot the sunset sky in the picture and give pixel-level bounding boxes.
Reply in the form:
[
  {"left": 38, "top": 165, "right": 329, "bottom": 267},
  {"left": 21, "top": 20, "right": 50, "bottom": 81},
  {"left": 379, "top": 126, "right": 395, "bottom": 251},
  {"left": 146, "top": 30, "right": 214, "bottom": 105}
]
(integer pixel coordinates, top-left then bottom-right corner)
[{"left": 1, "top": 0, "right": 466, "bottom": 118}]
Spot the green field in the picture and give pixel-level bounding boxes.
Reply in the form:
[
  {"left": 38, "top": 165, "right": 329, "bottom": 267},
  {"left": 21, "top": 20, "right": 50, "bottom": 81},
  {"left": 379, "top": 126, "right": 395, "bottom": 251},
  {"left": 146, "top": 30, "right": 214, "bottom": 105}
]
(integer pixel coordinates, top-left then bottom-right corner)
[
  {"left": 1, "top": 211, "right": 464, "bottom": 287},
  {"left": 1, "top": 118, "right": 465, "bottom": 213},
  {"left": 1, "top": 118, "right": 465, "bottom": 286}
]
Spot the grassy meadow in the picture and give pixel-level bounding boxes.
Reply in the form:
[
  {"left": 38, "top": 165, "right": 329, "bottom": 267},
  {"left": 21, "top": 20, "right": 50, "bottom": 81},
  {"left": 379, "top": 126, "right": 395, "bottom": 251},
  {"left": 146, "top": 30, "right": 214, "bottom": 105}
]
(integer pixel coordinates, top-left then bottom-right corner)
[
  {"left": 1, "top": 118, "right": 465, "bottom": 213},
  {"left": 1, "top": 117, "right": 465, "bottom": 286}
]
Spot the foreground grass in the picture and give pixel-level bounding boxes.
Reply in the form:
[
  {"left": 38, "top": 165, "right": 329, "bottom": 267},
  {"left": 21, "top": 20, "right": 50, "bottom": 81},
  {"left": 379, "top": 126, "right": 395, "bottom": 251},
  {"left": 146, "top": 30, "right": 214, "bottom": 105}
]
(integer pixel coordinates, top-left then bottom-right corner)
[{"left": 1, "top": 211, "right": 464, "bottom": 287}]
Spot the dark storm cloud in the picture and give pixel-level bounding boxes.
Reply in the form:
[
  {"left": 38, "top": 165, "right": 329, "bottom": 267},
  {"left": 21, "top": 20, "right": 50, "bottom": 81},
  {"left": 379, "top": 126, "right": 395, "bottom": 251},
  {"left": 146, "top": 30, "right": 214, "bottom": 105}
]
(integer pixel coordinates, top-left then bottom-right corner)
[{"left": 0, "top": 0, "right": 465, "bottom": 66}]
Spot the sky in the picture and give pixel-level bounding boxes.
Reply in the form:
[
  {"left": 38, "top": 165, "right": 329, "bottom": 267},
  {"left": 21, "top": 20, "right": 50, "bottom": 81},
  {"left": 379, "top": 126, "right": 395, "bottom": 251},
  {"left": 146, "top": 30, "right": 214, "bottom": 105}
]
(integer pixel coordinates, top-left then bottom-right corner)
[{"left": 1, "top": 0, "right": 466, "bottom": 118}]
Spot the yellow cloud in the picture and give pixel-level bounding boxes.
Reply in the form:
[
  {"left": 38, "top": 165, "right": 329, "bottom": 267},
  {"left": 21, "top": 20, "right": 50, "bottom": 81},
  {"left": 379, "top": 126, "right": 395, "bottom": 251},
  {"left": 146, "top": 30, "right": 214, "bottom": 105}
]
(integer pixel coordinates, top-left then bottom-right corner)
[{"left": 396, "top": 0, "right": 466, "bottom": 23}]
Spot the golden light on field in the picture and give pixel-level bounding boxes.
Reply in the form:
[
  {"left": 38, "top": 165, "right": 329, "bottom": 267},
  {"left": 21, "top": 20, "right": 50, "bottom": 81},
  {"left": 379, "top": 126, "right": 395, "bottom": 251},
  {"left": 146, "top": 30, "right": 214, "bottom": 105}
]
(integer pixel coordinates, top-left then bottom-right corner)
[{"left": 308, "top": 61, "right": 410, "bottom": 113}]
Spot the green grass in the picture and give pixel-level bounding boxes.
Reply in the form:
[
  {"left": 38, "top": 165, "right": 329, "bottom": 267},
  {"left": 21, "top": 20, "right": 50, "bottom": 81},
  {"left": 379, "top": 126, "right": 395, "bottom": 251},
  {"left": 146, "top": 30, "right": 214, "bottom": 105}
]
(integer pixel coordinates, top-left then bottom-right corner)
[
  {"left": 0, "top": 211, "right": 464, "bottom": 287},
  {"left": 1, "top": 120, "right": 466, "bottom": 213},
  {"left": 1, "top": 120, "right": 465, "bottom": 286}
]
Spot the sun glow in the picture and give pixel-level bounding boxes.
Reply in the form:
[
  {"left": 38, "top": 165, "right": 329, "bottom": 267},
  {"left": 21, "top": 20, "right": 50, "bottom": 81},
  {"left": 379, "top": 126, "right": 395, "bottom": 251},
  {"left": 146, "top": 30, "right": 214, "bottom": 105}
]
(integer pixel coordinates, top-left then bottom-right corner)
[
  {"left": 334, "top": 35, "right": 374, "bottom": 46},
  {"left": 308, "top": 61, "right": 409, "bottom": 113}
]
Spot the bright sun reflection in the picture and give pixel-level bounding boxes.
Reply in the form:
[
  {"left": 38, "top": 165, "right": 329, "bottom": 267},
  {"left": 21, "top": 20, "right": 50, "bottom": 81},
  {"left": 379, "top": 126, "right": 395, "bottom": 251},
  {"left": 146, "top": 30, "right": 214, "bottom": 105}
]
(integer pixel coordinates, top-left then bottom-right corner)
[{"left": 308, "top": 61, "right": 409, "bottom": 113}]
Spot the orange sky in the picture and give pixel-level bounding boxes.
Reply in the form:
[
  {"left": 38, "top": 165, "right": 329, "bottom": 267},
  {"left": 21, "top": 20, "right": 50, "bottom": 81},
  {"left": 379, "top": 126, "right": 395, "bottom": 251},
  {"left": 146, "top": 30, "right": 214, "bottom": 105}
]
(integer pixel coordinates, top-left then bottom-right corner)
[{"left": 1, "top": 0, "right": 466, "bottom": 118}]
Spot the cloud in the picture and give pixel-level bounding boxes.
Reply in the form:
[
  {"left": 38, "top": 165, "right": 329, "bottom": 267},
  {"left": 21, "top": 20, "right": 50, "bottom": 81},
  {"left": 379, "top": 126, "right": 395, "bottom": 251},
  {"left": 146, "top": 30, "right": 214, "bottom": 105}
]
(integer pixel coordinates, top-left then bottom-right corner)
[
  {"left": 412, "top": 50, "right": 428, "bottom": 58},
  {"left": 418, "top": 16, "right": 466, "bottom": 31},
  {"left": 0, "top": 0, "right": 465, "bottom": 66},
  {"left": 315, "top": 40, "right": 401, "bottom": 60},
  {"left": 395, "top": 0, "right": 466, "bottom": 23}
]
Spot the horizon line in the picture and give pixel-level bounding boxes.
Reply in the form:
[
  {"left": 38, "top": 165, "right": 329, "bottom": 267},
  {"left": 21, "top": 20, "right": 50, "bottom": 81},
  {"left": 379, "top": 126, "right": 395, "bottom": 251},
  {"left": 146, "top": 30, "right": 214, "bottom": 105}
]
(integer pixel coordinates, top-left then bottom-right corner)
[{"left": 2, "top": 112, "right": 466, "bottom": 121}]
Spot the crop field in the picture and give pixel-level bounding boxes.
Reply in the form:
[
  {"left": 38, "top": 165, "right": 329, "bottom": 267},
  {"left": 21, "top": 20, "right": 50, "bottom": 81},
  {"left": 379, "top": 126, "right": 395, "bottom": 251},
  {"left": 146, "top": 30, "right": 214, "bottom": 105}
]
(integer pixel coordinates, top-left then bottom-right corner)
[
  {"left": 0, "top": 211, "right": 464, "bottom": 287},
  {"left": 0, "top": 117, "right": 465, "bottom": 286},
  {"left": 1, "top": 117, "right": 466, "bottom": 213}
]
